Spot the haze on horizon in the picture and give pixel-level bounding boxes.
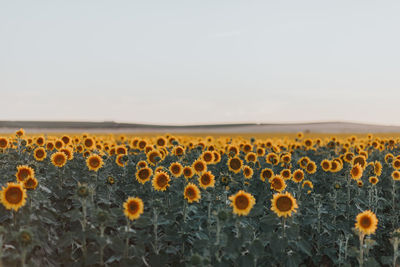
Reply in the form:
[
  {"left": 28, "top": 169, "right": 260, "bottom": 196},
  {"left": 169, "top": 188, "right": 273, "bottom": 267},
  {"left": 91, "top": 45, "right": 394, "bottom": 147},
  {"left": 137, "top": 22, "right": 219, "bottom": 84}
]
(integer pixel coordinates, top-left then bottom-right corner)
[{"left": 1, "top": 1, "right": 400, "bottom": 126}]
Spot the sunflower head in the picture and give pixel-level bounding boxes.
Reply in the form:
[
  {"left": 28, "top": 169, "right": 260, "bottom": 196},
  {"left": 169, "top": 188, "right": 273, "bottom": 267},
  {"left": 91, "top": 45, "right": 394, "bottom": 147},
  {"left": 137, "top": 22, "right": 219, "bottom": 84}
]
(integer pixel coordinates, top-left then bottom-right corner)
[
  {"left": 260, "top": 168, "right": 274, "bottom": 182},
  {"left": 19, "top": 229, "right": 33, "bottom": 246},
  {"left": 228, "top": 157, "right": 243, "bottom": 173},
  {"left": 1, "top": 182, "right": 27, "bottom": 211},
  {"left": 355, "top": 210, "right": 378, "bottom": 235},
  {"left": 184, "top": 183, "right": 201, "bottom": 203},
  {"left": 280, "top": 169, "right": 291, "bottom": 180},
  {"left": 136, "top": 167, "right": 153, "bottom": 184},
  {"left": 86, "top": 154, "right": 104, "bottom": 171},
  {"left": 77, "top": 183, "right": 89, "bottom": 198},
  {"left": 182, "top": 166, "right": 194, "bottom": 179},
  {"left": 292, "top": 169, "right": 304, "bottom": 183},
  {"left": 269, "top": 176, "right": 287, "bottom": 192},
  {"left": 369, "top": 176, "right": 379, "bottom": 185},
  {"left": 229, "top": 190, "right": 256, "bottom": 216},
  {"left": 321, "top": 160, "right": 331, "bottom": 171},
  {"left": 0, "top": 137, "right": 9, "bottom": 149},
  {"left": 152, "top": 171, "right": 171, "bottom": 191},
  {"left": 34, "top": 147, "right": 47, "bottom": 161},
  {"left": 243, "top": 166, "right": 254, "bottom": 179},
  {"left": 350, "top": 164, "right": 363, "bottom": 180},
  {"left": 169, "top": 162, "right": 183, "bottom": 177},
  {"left": 51, "top": 152, "right": 67, "bottom": 168},
  {"left": 305, "top": 161, "right": 317, "bottom": 174},
  {"left": 16, "top": 165, "right": 35, "bottom": 182},
  {"left": 193, "top": 159, "right": 207, "bottom": 174},
  {"left": 23, "top": 177, "right": 38, "bottom": 190},
  {"left": 123, "top": 197, "right": 144, "bottom": 221},
  {"left": 271, "top": 192, "right": 298, "bottom": 218},
  {"left": 198, "top": 171, "right": 215, "bottom": 189}
]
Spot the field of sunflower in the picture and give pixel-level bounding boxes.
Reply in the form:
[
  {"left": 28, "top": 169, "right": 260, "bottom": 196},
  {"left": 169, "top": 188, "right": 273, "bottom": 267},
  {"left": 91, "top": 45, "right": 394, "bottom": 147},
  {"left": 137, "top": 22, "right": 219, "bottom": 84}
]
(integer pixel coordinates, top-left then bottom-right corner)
[{"left": 1, "top": 129, "right": 400, "bottom": 266}]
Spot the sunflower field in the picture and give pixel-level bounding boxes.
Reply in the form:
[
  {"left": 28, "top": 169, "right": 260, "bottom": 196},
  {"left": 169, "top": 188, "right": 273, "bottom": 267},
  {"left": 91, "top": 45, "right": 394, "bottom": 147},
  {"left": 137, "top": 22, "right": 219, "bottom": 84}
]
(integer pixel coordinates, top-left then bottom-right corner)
[{"left": 1, "top": 130, "right": 400, "bottom": 266}]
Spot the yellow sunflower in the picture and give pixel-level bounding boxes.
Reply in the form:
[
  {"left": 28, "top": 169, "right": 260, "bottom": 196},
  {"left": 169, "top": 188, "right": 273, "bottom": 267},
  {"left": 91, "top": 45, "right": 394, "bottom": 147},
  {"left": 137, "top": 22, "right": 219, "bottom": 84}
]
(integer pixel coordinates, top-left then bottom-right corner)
[
  {"left": 198, "top": 171, "right": 215, "bottom": 189},
  {"left": 369, "top": 176, "right": 379, "bottom": 185},
  {"left": 33, "top": 147, "right": 47, "bottom": 161},
  {"left": 243, "top": 166, "right": 254, "bottom": 179},
  {"left": 280, "top": 169, "right": 291, "bottom": 180},
  {"left": 23, "top": 177, "right": 38, "bottom": 190},
  {"left": 201, "top": 151, "right": 214, "bottom": 164},
  {"left": 302, "top": 180, "right": 314, "bottom": 189},
  {"left": 152, "top": 171, "right": 170, "bottom": 191},
  {"left": 184, "top": 183, "right": 201, "bottom": 203},
  {"left": 1, "top": 182, "right": 27, "bottom": 211},
  {"left": 147, "top": 150, "right": 163, "bottom": 166},
  {"left": 183, "top": 166, "right": 194, "bottom": 179},
  {"left": 51, "top": 152, "right": 67, "bottom": 168},
  {"left": 229, "top": 190, "right": 256, "bottom": 216},
  {"left": 245, "top": 152, "right": 257, "bottom": 163},
  {"left": 260, "top": 168, "right": 274, "bottom": 182},
  {"left": 350, "top": 164, "right": 363, "bottom": 180},
  {"left": 0, "top": 137, "right": 9, "bottom": 149},
  {"left": 228, "top": 157, "right": 243, "bottom": 173},
  {"left": 374, "top": 161, "right": 382, "bottom": 177},
  {"left": 123, "top": 197, "right": 144, "bottom": 221},
  {"left": 192, "top": 159, "right": 207, "bottom": 174},
  {"left": 392, "top": 171, "right": 400, "bottom": 181},
  {"left": 271, "top": 192, "right": 298, "bottom": 218},
  {"left": 15, "top": 165, "right": 35, "bottom": 182},
  {"left": 292, "top": 169, "right": 305, "bottom": 183},
  {"left": 136, "top": 167, "right": 153, "bottom": 184},
  {"left": 305, "top": 161, "right": 317, "bottom": 174},
  {"left": 86, "top": 154, "right": 104, "bottom": 172},
  {"left": 320, "top": 160, "right": 331, "bottom": 172},
  {"left": 355, "top": 210, "right": 378, "bottom": 235},
  {"left": 136, "top": 160, "right": 148, "bottom": 169},
  {"left": 169, "top": 162, "right": 183, "bottom": 177},
  {"left": 393, "top": 159, "right": 400, "bottom": 170},
  {"left": 115, "top": 154, "right": 127, "bottom": 167},
  {"left": 269, "top": 176, "right": 286, "bottom": 192}
]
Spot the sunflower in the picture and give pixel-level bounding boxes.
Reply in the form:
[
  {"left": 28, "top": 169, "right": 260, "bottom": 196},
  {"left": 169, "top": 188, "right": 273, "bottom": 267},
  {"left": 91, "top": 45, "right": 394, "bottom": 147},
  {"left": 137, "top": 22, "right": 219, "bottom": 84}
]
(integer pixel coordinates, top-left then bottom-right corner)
[
  {"left": 330, "top": 160, "right": 341, "bottom": 172},
  {"left": 123, "top": 197, "right": 144, "bottom": 221},
  {"left": 15, "top": 165, "right": 35, "bottom": 182},
  {"left": 392, "top": 171, "right": 400, "bottom": 181},
  {"left": 260, "top": 168, "right": 274, "bottom": 182},
  {"left": 0, "top": 137, "right": 9, "bottom": 149},
  {"left": 86, "top": 154, "right": 104, "bottom": 172},
  {"left": 266, "top": 153, "right": 279, "bottom": 165},
  {"left": 343, "top": 152, "right": 354, "bottom": 163},
  {"left": 213, "top": 151, "right": 221, "bottom": 163},
  {"left": 393, "top": 159, "right": 400, "bottom": 170},
  {"left": 269, "top": 176, "right": 286, "bottom": 192},
  {"left": 136, "top": 167, "right": 153, "bottom": 184},
  {"left": 271, "top": 192, "right": 298, "bottom": 218},
  {"left": 60, "top": 147, "right": 74, "bottom": 160},
  {"left": 23, "top": 177, "right": 38, "bottom": 190},
  {"left": 228, "top": 157, "right": 243, "bottom": 173},
  {"left": 350, "top": 164, "right": 363, "bottom": 180},
  {"left": 33, "top": 147, "right": 47, "bottom": 161},
  {"left": 136, "top": 160, "right": 148, "bottom": 169},
  {"left": 169, "top": 162, "right": 183, "bottom": 177},
  {"left": 201, "top": 151, "right": 214, "bottom": 164},
  {"left": 243, "top": 166, "right": 254, "bottom": 179},
  {"left": 245, "top": 152, "right": 257, "bottom": 163},
  {"left": 183, "top": 166, "right": 194, "bottom": 179},
  {"left": 54, "top": 140, "right": 64, "bottom": 150},
  {"left": 1, "top": 182, "right": 27, "bottom": 211},
  {"left": 374, "top": 161, "right": 382, "bottom": 177},
  {"left": 156, "top": 136, "right": 167, "bottom": 147},
  {"left": 173, "top": 146, "right": 185, "bottom": 156},
  {"left": 355, "top": 210, "right": 378, "bottom": 235},
  {"left": 352, "top": 155, "right": 366, "bottom": 169},
  {"left": 280, "top": 169, "right": 291, "bottom": 180},
  {"left": 357, "top": 180, "right": 363, "bottom": 187},
  {"left": 305, "top": 161, "right": 317, "bottom": 174},
  {"left": 51, "top": 152, "right": 67, "bottom": 167},
  {"left": 193, "top": 159, "right": 207, "bottom": 174},
  {"left": 83, "top": 137, "right": 95, "bottom": 150},
  {"left": 281, "top": 153, "right": 291, "bottom": 164},
  {"left": 198, "top": 171, "right": 215, "bottom": 189},
  {"left": 229, "top": 190, "right": 256, "bottom": 216},
  {"left": 61, "top": 135, "right": 70, "bottom": 146},
  {"left": 320, "top": 160, "right": 331, "bottom": 172},
  {"left": 298, "top": 157, "right": 310, "bottom": 168},
  {"left": 16, "top": 128, "right": 25, "bottom": 137},
  {"left": 369, "top": 176, "right": 379, "bottom": 185},
  {"left": 256, "top": 147, "right": 265, "bottom": 156},
  {"left": 302, "top": 180, "right": 314, "bottom": 189},
  {"left": 116, "top": 145, "right": 127, "bottom": 155},
  {"left": 147, "top": 150, "right": 162, "bottom": 166},
  {"left": 292, "top": 169, "right": 305, "bottom": 183},
  {"left": 152, "top": 171, "right": 170, "bottom": 191},
  {"left": 116, "top": 154, "right": 127, "bottom": 167},
  {"left": 184, "top": 183, "right": 201, "bottom": 203},
  {"left": 46, "top": 141, "right": 55, "bottom": 151}
]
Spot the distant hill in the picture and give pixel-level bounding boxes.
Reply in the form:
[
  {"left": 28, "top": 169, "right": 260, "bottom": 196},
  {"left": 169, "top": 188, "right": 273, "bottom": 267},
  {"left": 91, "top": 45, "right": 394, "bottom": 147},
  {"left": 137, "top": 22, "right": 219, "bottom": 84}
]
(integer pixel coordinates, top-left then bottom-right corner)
[{"left": 1, "top": 121, "right": 400, "bottom": 133}]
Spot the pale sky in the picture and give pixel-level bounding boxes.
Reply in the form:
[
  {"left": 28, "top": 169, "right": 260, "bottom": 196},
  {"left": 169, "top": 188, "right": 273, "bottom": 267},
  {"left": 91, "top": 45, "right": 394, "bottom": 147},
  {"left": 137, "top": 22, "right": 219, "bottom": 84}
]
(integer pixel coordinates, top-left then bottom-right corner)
[{"left": 1, "top": 1, "right": 400, "bottom": 125}]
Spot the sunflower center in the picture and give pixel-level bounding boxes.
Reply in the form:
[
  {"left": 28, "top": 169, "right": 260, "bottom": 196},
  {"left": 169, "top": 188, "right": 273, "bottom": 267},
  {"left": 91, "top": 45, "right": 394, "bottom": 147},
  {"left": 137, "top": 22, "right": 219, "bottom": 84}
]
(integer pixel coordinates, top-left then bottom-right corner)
[
  {"left": 194, "top": 162, "right": 205, "bottom": 172},
  {"left": 55, "top": 155, "right": 65, "bottom": 164},
  {"left": 19, "top": 169, "right": 30, "bottom": 180},
  {"left": 36, "top": 149, "right": 45, "bottom": 158},
  {"left": 201, "top": 174, "right": 211, "bottom": 185},
  {"left": 360, "top": 216, "right": 372, "bottom": 228},
  {"left": 156, "top": 175, "right": 168, "bottom": 187},
  {"left": 171, "top": 165, "right": 181, "bottom": 174},
  {"left": 235, "top": 195, "right": 249, "bottom": 210},
  {"left": 183, "top": 168, "right": 192, "bottom": 176},
  {"left": 128, "top": 201, "right": 138, "bottom": 213},
  {"left": 186, "top": 188, "right": 195, "bottom": 199},
  {"left": 351, "top": 167, "right": 360, "bottom": 176},
  {"left": 229, "top": 158, "right": 241, "bottom": 170},
  {"left": 244, "top": 168, "right": 251, "bottom": 176},
  {"left": 276, "top": 196, "right": 293, "bottom": 212},
  {"left": 322, "top": 162, "right": 330, "bottom": 169},
  {"left": 138, "top": 169, "right": 150, "bottom": 180},
  {"left": 272, "top": 178, "right": 283, "bottom": 190},
  {"left": 262, "top": 170, "right": 272, "bottom": 180},
  {"left": 306, "top": 164, "right": 314, "bottom": 172},
  {"left": 294, "top": 173, "right": 303, "bottom": 181},
  {"left": 25, "top": 178, "right": 36, "bottom": 188},
  {"left": 5, "top": 187, "right": 23, "bottom": 204},
  {"left": 90, "top": 158, "right": 100, "bottom": 168},
  {"left": 203, "top": 153, "right": 212, "bottom": 162}
]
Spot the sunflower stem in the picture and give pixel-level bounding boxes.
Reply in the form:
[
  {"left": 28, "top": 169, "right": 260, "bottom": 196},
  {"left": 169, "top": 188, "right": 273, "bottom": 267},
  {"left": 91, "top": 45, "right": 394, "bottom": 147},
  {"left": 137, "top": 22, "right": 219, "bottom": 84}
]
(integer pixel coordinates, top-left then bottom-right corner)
[
  {"left": 183, "top": 199, "right": 187, "bottom": 223},
  {"left": 282, "top": 217, "right": 286, "bottom": 238},
  {"left": 124, "top": 219, "right": 131, "bottom": 259},
  {"left": 358, "top": 232, "right": 365, "bottom": 267},
  {"left": 99, "top": 225, "right": 105, "bottom": 266},
  {"left": 153, "top": 209, "right": 159, "bottom": 255},
  {"left": 215, "top": 214, "right": 221, "bottom": 245},
  {"left": 80, "top": 199, "right": 87, "bottom": 262},
  {"left": 346, "top": 175, "right": 351, "bottom": 221}
]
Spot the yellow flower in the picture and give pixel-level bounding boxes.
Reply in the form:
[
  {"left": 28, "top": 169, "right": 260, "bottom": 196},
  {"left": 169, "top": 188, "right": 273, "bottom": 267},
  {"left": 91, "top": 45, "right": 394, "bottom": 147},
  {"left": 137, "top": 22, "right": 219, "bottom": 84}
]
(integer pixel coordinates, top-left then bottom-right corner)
[
  {"left": 184, "top": 183, "right": 201, "bottom": 203},
  {"left": 229, "top": 190, "right": 256, "bottom": 216},
  {"left": 1, "top": 182, "right": 27, "bottom": 211},
  {"left": 355, "top": 210, "right": 378, "bottom": 235},
  {"left": 152, "top": 171, "right": 170, "bottom": 191},
  {"left": 86, "top": 154, "right": 104, "bottom": 171},
  {"left": 198, "top": 171, "right": 215, "bottom": 189},
  {"left": 123, "top": 197, "right": 144, "bottom": 221},
  {"left": 271, "top": 192, "right": 298, "bottom": 218},
  {"left": 51, "top": 152, "right": 67, "bottom": 168},
  {"left": 135, "top": 167, "right": 153, "bottom": 184}
]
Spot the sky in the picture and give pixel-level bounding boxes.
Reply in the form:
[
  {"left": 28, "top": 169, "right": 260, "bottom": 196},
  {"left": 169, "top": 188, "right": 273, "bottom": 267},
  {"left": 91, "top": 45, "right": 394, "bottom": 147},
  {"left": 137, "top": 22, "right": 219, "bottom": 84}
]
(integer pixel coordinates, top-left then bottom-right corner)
[{"left": 1, "top": 0, "right": 400, "bottom": 125}]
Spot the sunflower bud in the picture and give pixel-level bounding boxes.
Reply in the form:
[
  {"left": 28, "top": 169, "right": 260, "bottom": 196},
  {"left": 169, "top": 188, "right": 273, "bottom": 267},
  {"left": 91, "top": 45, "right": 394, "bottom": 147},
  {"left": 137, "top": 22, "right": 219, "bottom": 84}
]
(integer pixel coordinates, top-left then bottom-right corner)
[
  {"left": 19, "top": 229, "right": 33, "bottom": 246},
  {"left": 218, "top": 210, "right": 228, "bottom": 221},
  {"left": 97, "top": 210, "right": 108, "bottom": 224},
  {"left": 77, "top": 183, "right": 89, "bottom": 198}
]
